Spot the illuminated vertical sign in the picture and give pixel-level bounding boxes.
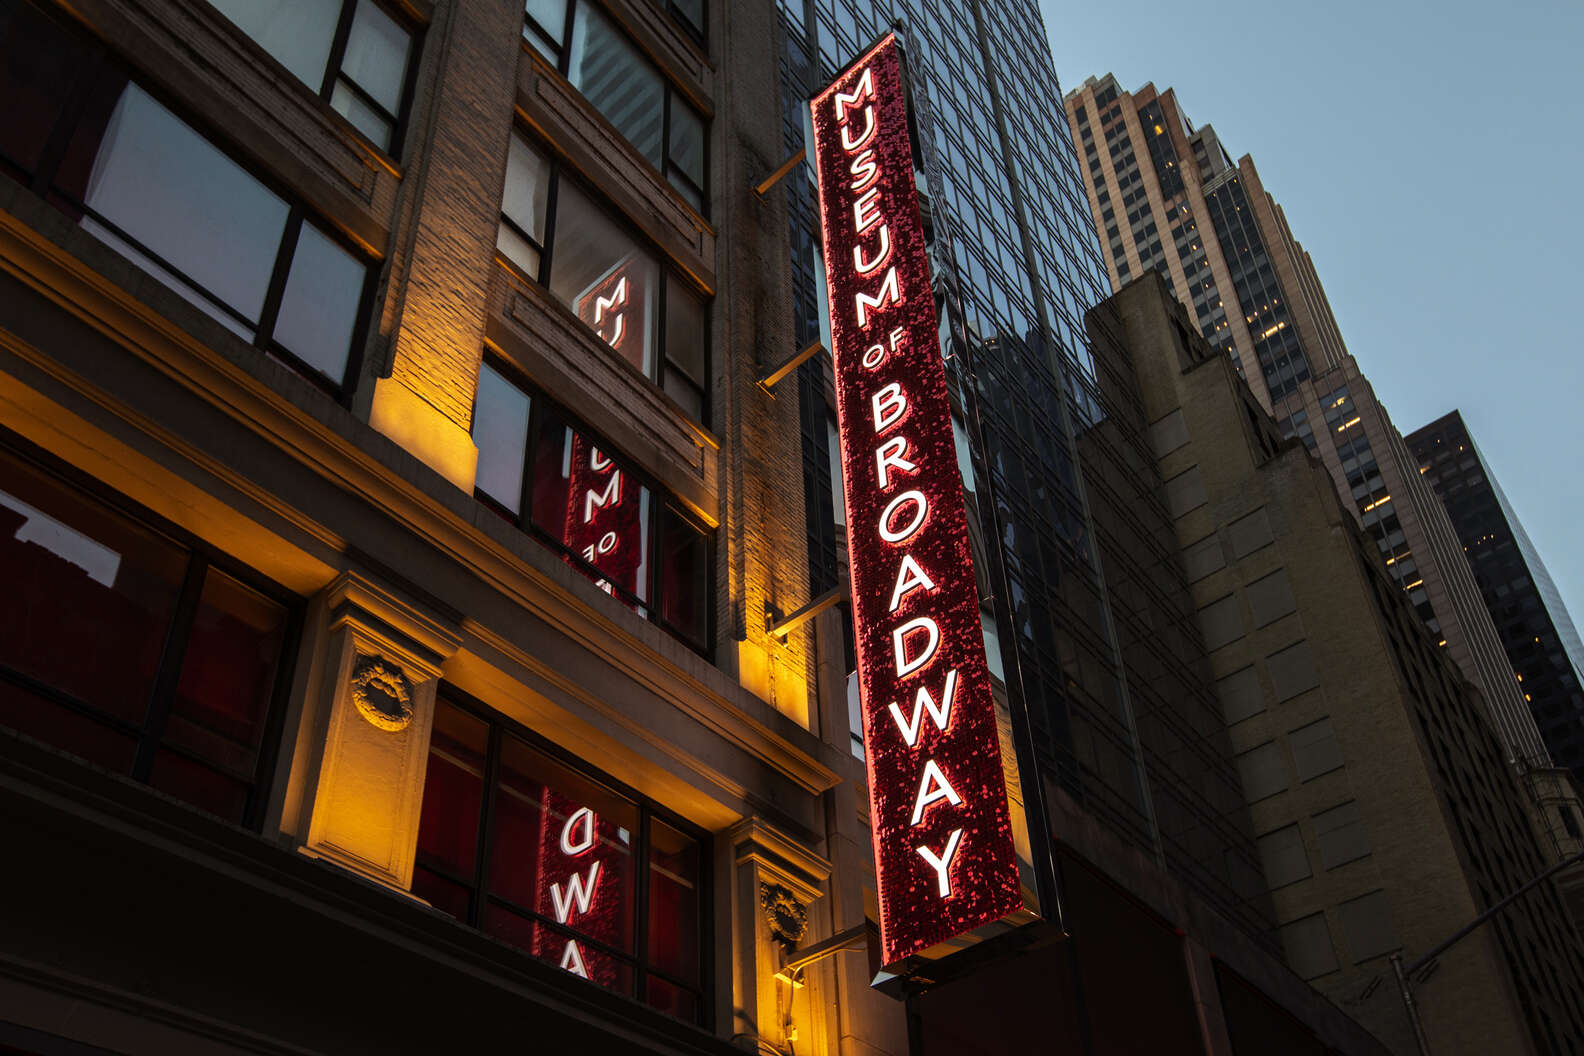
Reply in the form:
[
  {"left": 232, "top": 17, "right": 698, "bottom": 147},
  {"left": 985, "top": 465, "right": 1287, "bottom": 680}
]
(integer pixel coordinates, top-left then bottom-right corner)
[
  {"left": 564, "top": 433, "right": 645, "bottom": 600},
  {"left": 810, "top": 35, "right": 1022, "bottom": 965},
  {"left": 536, "top": 792, "right": 624, "bottom": 985}
]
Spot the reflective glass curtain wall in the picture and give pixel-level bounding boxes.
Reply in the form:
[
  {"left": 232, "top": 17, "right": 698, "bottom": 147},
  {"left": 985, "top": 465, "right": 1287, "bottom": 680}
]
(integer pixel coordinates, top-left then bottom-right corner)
[{"left": 779, "top": 0, "right": 1268, "bottom": 942}]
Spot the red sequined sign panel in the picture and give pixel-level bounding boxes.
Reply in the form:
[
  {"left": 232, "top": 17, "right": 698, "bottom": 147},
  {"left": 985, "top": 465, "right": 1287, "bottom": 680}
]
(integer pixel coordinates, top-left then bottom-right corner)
[{"left": 810, "top": 34, "right": 1021, "bottom": 965}]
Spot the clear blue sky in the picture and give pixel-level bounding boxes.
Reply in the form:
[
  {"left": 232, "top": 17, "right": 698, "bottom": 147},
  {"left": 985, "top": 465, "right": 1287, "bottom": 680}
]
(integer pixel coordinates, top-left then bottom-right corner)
[{"left": 1041, "top": 0, "right": 1584, "bottom": 636}]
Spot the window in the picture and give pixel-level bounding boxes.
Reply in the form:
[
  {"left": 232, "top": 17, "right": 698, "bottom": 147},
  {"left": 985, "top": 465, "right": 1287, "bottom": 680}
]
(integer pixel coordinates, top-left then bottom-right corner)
[
  {"left": 470, "top": 364, "right": 711, "bottom": 654},
  {"left": 497, "top": 133, "right": 709, "bottom": 421},
  {"left": 523, "top": 0, "right": 707, "bottom": 209},
  {"left": 1236, "top": 741, "right": 1287, "bottom": 801},
  {"left": 1279, "top": 912, "right": 1338, "bottom": 980},
  {"left": 1289, "top": 717, "right": 1344, "bottom": 781},
  {"left": 1257, "top": 824, "right": 1310, "bottom": 889},
  {"left": 0, "top": 2, "right": 372, "bottom": 394},
  {"left": 206, "top": 0, "right": 417, "bottom": 152},
  {"left": 1337, "top": 890, "right": 1398, "bottom": 963},
  {"left": 1313, "top": 801, "right": 1370, "bottom": 869},
  {"left": 0, "top": 439, "right": 296, "bottom": 827},
  {"left": 414, "top": 692, "right": 707, "bottom": 1023}
]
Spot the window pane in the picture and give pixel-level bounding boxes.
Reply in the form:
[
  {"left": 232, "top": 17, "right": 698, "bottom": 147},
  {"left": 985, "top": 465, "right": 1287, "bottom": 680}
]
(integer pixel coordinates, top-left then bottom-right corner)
[
  {"left": 329, "top": 79, "right": 393, "bottom": 149},
  {"left": 524, "top": 0, "right": 566, "bottom": 44},
  {"left": 488, "top": 734, "right": 637, "bottom": 954},
  {"left": 667, "top": 101, "right": 705, "bottom": 191},
  {"left": 670, "top": 0, "right": 703, "bottom": 34},
  {"left": 339, "top": 0, "right": 409, "bottom": 114},
  {"left": 530, "top": 413, "right": 650, "bottom": 602},
  {"left": 667, "top": 171, "right": 702, "bottom": 211},
  {"left": 417, "top": 700, "right": 489, "bottom": 878},
  {"left": 648, "top": 817, "right": 700, "bottom": 983},
  {"left": 273, "top": 221, "right": 365, "bottom": 383},
  {"left": 501, "top": 135, "right": 551, "bottom": 246},
  {"left": 148, "top": 749, "right": 249, "bottom": 823},
  {"left": 0, "top": 450, "right": 186, "bottom": 727},
  {"left": 657, "top": 505, "right": 706, "bottom": 647},
  {"left": 0, "top": 680, "right": 138, "bottom": 772},
  {"left": 567, "top": 0, "right": 663, "bottom": 168},
  {"left": 167, "top": 569, "right": 287, "bottom": 780},
  {"left": 207, "top": 0, "right": 340, "bottom": 91},
  {"left": 645, "top": 975, "right": 699, "bottom": 1022},
  {"left": 472, "top": 364, "right": 532, "bottom": 513},
  {"left": 664, "top": 280, "right": 707, "bottom": 387},
  {"left": 487, "top": 905, "right": 635, "bottom": 994},
  {"left": 412, "top": 865, "right": 471, "bottom": 921},
  {"left": 548, "top": 181, "right": 657, "bottom": 376},
  {"left": 497, "top": 225, "right": 541, "bottom": 278},
  {"left": 662, "top": 371, "right": 702, "bottom": 422},
  {"left": 78, "top": 83, "right": 289, "bottom": 325},
  {"left": 0, "top": 0, "right": 89, "bottom": 178}
]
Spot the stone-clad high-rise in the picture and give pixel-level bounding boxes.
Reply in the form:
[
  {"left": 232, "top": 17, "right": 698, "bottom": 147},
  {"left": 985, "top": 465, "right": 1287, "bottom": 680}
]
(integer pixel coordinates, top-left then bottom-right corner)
[{"left": 1063, "top": 74, "right": 1550, "bottom": 773}]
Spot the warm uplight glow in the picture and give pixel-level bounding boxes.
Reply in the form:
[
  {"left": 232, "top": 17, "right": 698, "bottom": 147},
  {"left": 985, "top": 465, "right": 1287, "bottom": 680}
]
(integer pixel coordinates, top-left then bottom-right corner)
[{"left": 811, "top": 34, "right": 1021, "bottom": 967}]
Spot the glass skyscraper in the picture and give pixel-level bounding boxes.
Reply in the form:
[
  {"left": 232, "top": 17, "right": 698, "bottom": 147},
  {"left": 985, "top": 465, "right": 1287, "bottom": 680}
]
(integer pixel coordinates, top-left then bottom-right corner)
[
  {"left": 1409, "top": 411, "right": 1584, "bottom": 779},
  {"left": 779, "top": 0, "right": 1269, "bottom": 946}
]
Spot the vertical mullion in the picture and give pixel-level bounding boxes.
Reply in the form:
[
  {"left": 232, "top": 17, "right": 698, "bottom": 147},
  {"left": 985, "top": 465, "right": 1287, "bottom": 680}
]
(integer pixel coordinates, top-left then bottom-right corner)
[
  {"left": 132, "top": 555, "right": 209, "bottom": 782},
  {"left": 517, "top": 383, "right": 541, "bottom": 531},
  {"left": 244, "top": 601, "right": 306, "bottom": 831},
  {"left": 634, "top": 802, "right": 651, "bottom": 1003},
  {"left": 473, "top": 717, "right": 504, "bottom": 929},
  {"left": 321, "top": 0, "right": 358, "bottom": 100},
  {"left": 540, "top": 166, "right": 560, "bottom": 287},
  {"left": 661, "top": 82, "right": 673, "bottom": 193},
  {"left": 647, "top": 496, "right": 663, "bottom": 631},
  {"left": 559, "top": 0, "right": 576, "bottom": 76},
  {"left": 31, "top": 40, "right": 110, "bottom": 197},
  {"left": 257, "top": 207, "right": 305, "bottom": 349},
  {"left": 655, "top": 271, "right": 669, "bottom": 389}
]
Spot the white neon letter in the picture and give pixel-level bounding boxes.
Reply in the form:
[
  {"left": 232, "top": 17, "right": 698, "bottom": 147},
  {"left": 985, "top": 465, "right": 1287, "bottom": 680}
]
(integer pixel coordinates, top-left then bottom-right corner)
[
  {"left": 879, "top": 489, "right": 928, "bottom": 543},
  {"left": 834, "top": 66, "right": 875, "bottom": 123},
  {"left": 888, "top": 669, "right": 958, "bottom": 747},
  {"left": 853, "top": 189, "right": 883, "bottom": 237},
  {"left": 892, "top": 615, "right": 940, "bottom": 678},
  {"left": 849, "top": 149, "right": 878, "bottom": 192},
  {"left": 916, "top": 829, "right": 964, "bottom": 898},
  {"left": 551, "top": 861, "right": 602, "bottom": 923},
  {"left": 589, "top": 448, "right": 613, "bottom": 471},
  {"left": 583, "top": 470, "right": 622, "bottom": 523},
  {"left": 840, "top": 105, "right": 877, "bottom": 152},
  {"left": 560, "top": 806, "right": 596, "bottom": 855},
  {"left": 593, "top": 276, "right": 628, "bottom": 348},
  {"left": 887, "top": 553, "right": 936, "bottom": 613},
  {"left": 853, "top": 224, "right": 892, "bottom": 276},
  {"left": 875, "top": 435, "right": 917, "bottom": 489},
  {"left": 559, "top": 940, "right": 589, "bottom": 977},
  {"left": 909, "top": 759, "right": 963, "bottom": 825},
  {"left": 872, "top": 382, "right": 907, "bottom": 432},
  {"left": 855, "top": 266, "right": 900, "bottom": 327}
]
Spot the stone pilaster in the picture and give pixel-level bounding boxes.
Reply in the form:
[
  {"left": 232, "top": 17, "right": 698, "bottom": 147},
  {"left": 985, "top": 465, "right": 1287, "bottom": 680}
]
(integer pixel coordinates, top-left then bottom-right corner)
[{"left": 291, "top": 572, "right": 462, "bottom": 890}]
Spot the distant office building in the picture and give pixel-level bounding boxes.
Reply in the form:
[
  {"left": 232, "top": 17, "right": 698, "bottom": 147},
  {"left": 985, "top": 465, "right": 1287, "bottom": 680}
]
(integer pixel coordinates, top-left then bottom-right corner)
[
  {"left": 1098, "top": 274, "right": 1584, "bottom": 1056},
  {"left": 1062, "top": 74, "right": 1550, "bottom": 772},
  {"left": 1408, "top": 412, "right": 1584, "bottom": 781}
]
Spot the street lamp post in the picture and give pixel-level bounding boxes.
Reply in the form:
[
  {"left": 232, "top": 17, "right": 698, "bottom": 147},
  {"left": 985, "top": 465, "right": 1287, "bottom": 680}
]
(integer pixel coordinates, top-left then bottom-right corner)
[{"left": 1388, "top": 848, "right": 1584, "bottom": 1055}]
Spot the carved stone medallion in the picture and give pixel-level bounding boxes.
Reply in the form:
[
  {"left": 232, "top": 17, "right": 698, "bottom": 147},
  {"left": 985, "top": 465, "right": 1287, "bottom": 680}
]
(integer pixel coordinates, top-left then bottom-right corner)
[{"left": 351, "top": 655, "right": 414, "bottom": 732}]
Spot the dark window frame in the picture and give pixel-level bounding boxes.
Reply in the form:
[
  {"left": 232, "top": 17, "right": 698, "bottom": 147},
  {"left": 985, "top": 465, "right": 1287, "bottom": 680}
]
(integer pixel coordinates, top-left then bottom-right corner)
[
  {"left": 522, "top": 0, "right": 709, "bottom": 211},
  {"left": 202, "top": 0, "right": 424, "bottom": 158},
  {"left": 497, "top": 129, "right": 710, "bottom": 425},
  {"left": 416, "top": 683, "right": 713, "bottom": 1026},
  {"left": 314, "top": 0, "right": 424, "bottom": 157},
  {"left": 0, "top": 428, "right": 303, "bottom": 831},
  {"left": 1, "top": 4, "right": 376, "bottom": 404},
  {"left": 470, "top": 357, "right": 715, "bottom": 657}
]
